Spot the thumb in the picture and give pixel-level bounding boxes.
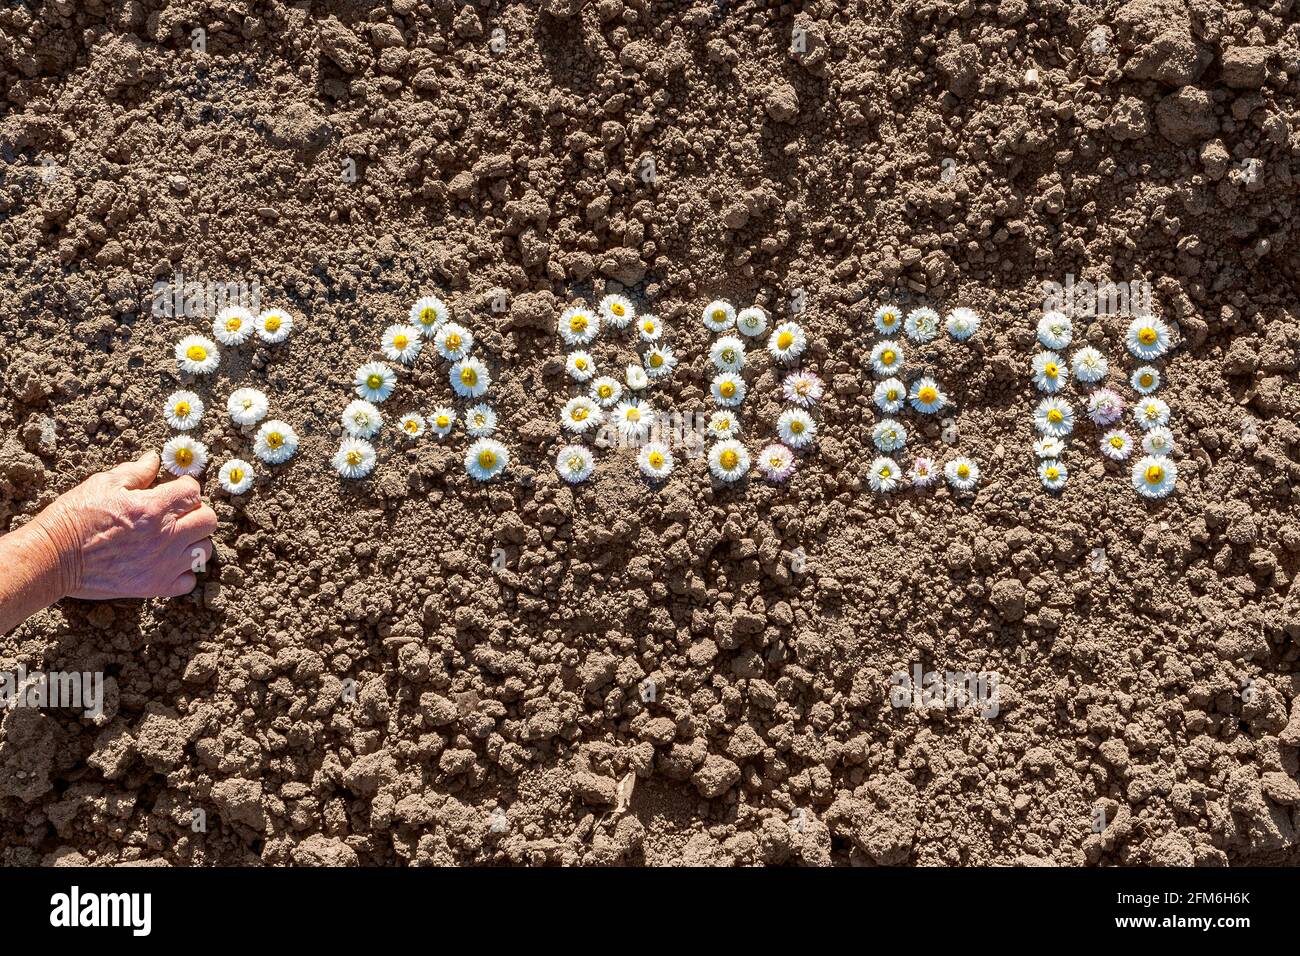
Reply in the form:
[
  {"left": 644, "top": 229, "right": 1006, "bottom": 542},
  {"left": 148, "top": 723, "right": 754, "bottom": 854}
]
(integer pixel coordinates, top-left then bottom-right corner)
[{"left": 108, "top": 451, "right": 160, "bottom": 490}]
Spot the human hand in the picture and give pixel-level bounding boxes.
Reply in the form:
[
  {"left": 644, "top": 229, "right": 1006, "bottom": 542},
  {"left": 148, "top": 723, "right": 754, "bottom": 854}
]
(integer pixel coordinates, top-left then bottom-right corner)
[{"left": 32, "top": 451, "right": 218, "bottom": 600}]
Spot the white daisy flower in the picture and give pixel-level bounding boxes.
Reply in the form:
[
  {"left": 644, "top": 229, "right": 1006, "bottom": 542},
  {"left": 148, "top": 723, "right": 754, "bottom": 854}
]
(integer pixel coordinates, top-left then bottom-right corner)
[
  {"left": 1039, "top": 458, "right": 1068, "bottom": 491},
  {"left": 946, "top": 307, "right": 980, "bottom": 341},
  {"left": 1132, "top": 454, "right": 1177, "bottom": 498},
  {"left": 355, "top": 362, "right": 397, "bottom": 403},
  {"left": 253, "top": 420, "right": 298, "bottom": 464},
  {"left": 637, "top": 441, "right": 675, "bottom": 481},
  {"left": 556, "top": 444, "right": 596, "bottom": 484},
  {"left": 176, "top": 335, "right": 220, "bottom": 375},
  {"left": 1071, "top": 346, "right": 1108, "bottom": 383},
  {"left": 783, "top": 371, "right": 824, "bottom": 407},
  {"left": 429, "top": 406, "right": 457, "bottom": 438},
  {"left": 1085, "top": 388, "right": 1125, "bottom": 426},
  {"left": 778, "top": 408, "right": 817, "bottom": 448},
  {"left": 212, "top": 306, "right": 255, "bottom": 346},
  {"left": 707, "top": 410, "right": 740, "bottom": 440},
  {"left": 636, "top": 313, "right": 662, "bottom": 343},
  {"left": 1034, "top": 397, "right": 1074, "bottom": 437},
  {"left": 1131, "top": 365, "right": 1161, "bottom": 394},
  {"left": 869, "top": 339, "right": 904, "bottom": 376},
  {"left": 255, "top": 309, "right": 293, "bottom": 344},
  {"left": 451, "top": 357, "right": 490, "bottom": 398},
  {"left": 1133, "top": 397, "right": 1170, "bottom": 430},
  {"left": 590, "top": 376, "right": 623, "bottom": 408},
  {"left": 1125, "top": 315, "right": 1171, "bottom": 361},
  {"left": 873, "top": 378, "right": 906, "bottom": 414},
  {"left": 626, "top": 364, "right": 649, "bottom": 391},
  {"left": 566, "top": 351, "right": 596, "bottom": 382},
  {"left": 736, "top": 306, "right": 768, "bottom": 338},
  {"left": 380, "top": 323, "right": 423, "bottom": 364},
  {"left": 909, "top": 376, "right": 947, "bottom": 414},
  {"left": 644, "top": 346, "right": 677, "bottom": 379},
  {"left": 904, "top": 307, "right": 941, "bottom": 343},
  {"left": 333, "top": 438, "right": 376, "bottom": 479},
  {"left": 559, "top": 306, "right": 599, "bottom": 346},
  {"left": 1037, "top": 311, "right": 1072, "bottom": 350},
  {"left": 599, "top": 294, "right": 635, "bottom": 330},
  {"left": 218, "top": 458, "right": 255, "bottom": 495},
  {"left": 708, "top": 439, "right": 750, "bottom": 482},
  {"left": 162, "top": 435, "right": 208, "bottom": 478},
  {"left": 702, "top": 300, "right": 736, "bottom": 333},
  {"left": 910, "top": 456, "right": 938, "bottom": 488},
  {"left": 1031, "top": 351, "right": 1068, "bottom": 393},
  {"left": 710, "top": 335, "right": 746, "bottom": 373},
  {"left": 613, "top": 400, "right": 654, "bottom": 442},
  {"left": 164, "top": 390, "right": 204, "bottom": 430},
  {"left": 711, "top": 372, "right": 746, "bottom": 407},
  {"left": 466, "top": 438, "right": 508, "bottom": 481},
  {"left": 944, "top": 456, "right": 980, "bottom": 491},
  {"left": 868, "top": 456, "right": 902, "bottom": 493},
  {"left": 767, "top": 322, "right": 807, "bottom": 364},
  {"left": 1142, "top": 426, "right": 1175, "bottom": 457},
  {"left": 410, "top": 295, "right": 450, "bottom": 337},
  {"left": 561, "top": 396, "right": 602, "bottom": 434},
  {"left": 1100, "top": 429, "right": 1134, "bottom": 461},
  {"left": 873, "top": 304, "right": 903, "bottom": 335},
  {"left": 871, "top": 418, "right": 907, "bottom": 453},
  {"left": 342, "top": 399, "right": 383, "bottom": 438},
  {"left": 465, "top": 403, "right": 497, "bottom": 437},
  {"left": 227, "top": 388, "right": 269, "bottom": 427},
  {"left": 433, "top": 322, "right": 473, "bottom": 361},
  {"left": 398, "top": 413, "right": 427, "bottom": 438},
  {"left": 1033, "top": 436, "right": 1066, "bottom": 459}
]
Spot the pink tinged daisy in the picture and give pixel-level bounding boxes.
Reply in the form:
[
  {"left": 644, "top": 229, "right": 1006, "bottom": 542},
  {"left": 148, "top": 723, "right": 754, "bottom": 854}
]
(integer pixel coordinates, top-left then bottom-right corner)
[
  {"left": 1085, "top": 388, "right": 1125, "bottom": 426},
  {"left": 756, "top": 443, "right": 797, "bottom": 482},
  {"left": 910, "top": 456, "right": 938, "bottom": 487}
]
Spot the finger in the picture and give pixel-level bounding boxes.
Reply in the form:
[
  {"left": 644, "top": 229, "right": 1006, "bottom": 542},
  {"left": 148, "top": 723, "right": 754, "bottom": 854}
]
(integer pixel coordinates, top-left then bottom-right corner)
[
  {"left": 163, "top": 572, "right": 197, "bottom": 598},
  {"left": 107, "top": 451, "right": 161, "bottom": 490},
  {"left": 174, "top": 504, "right": 218, "bottom": 542},
  {"left": 147, "top": 476, "right": 202, "bottom": 517},
  {"left": 180, "top": 537, "right": 214, "bottom": 575}
]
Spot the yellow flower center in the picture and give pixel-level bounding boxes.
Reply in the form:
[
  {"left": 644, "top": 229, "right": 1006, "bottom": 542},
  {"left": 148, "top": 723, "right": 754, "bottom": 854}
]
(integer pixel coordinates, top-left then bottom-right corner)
[
  {"left": 881, "top": 349, "right": 895, "bottom": 365},
  {"left": 420, "top": 307, "right": 437, "bottom": 325},
  {"left": 712, "top": 309, "right": 726, "bottom": 323},
  {"left": 598, "top": 384, "right": 613, "bottom": 398},
  {"left": 367, "top": 374, "right": 383, "bottom": 389},
  {"left": 1145, "top": 464, "right": 1164, "bottom": 484},
  {"left": 1044, "top": 363, "right": 1058, "bottom": 378},
  {"left": 918, "top": 386, "right": 938, "bottom": 404},
  {"left": 790, "top": 420, "right": 805, "bottom": 434},
  {"left": 570, "top": 314, "right": 588, "bottom": 333},
  {"left": 1047, "top": 409, "right": 1063, "bottom": 424},
  {"left": 226, "top": 317, "right": 242, "bottom": 332},
  {"left": 267, "top": 432, "right": 284, "bottom": 449},
  {"left": 957, "top": 464, "right": 970, "bottom": 478},
  {"left": 174, "top": 401, "right": 190, "bottom": 417},
  {"left": 720, "top": 449, "right": 739, "bottom": 470},
  {"left": 575, "top": 358, "right": 588, "bottom": 370},
  {"left": 175, "top": 448, "right": 193, "bottom": 467},
  {"left": 649, "top": 353, "right": 663, "bottom": 368},
  {"left": 436, "top": 415, "right": 450, "bottom": 428},
  {"left": 265, "top": 315, "right": 282, "bottom": 332},
  {"left": 648, "top": 451, "right": 664, "bottom": 468},
  {"left": 1145, "top": 404, "right": 1158, "bottom": 419},
  {"left": 1045, "top": 467, "right": 1059, "bottom": 480},
  {"left": 394, "top": 333, "right": 409, "bottom": 350},
  {"left": 879, "top": 465, "right": 891, "bottom": 478},
  {"left": 882, "top": 313, "right": 896, "bottom": 326},
  {"left": 229, "top": 467, "right": 244, "bottom": 483},
  {"left": 346, "top": 450, "right": 363, "bottom": 466},
  {"left": 626, "top": 408, "right": 641, "bottom": 422},
  {"left": 612, "top": 303, "right": 626, "bottom": 316},
  {"left": 887, "top": 389, "right": 899, "bottom": 400},
  {"left": 1139, "top": 373, "right": 1153, "bottom": 387},
  {"left": 719, "top": 381, "right": 736, "bottom": 398},
  {"left": 405, "top": 420, "right": 419, "bottom": 433},
  {"left": 770, "top": 455, "right": 783, "bottom": 467},
  {"left": 1138, "top": 327, "right": 1157, "bottom": 346},
  {"left": 478, "top": 449, "right": 497, "bottom": 469},
  {"left": 778, "top": 331, "right": 794, "bottom": 350},
  {"left": 642, "top": 320, "right": 656, "bottom": 334},
  {"left": 186, "top": 345, "right": 207, "bottom": 362},
  {"left": 460, "top": 367, "right": 478, "bottom": 387},
  {"left": 722, "top": 349, "right": 735, "bottom": 363},
  {"left": 573, "top": 407, "right": 588, "bottom": 421},
  {"left": 567, "top": 454, "right": 584, "bottom": 471},
  {"left": 1110, "top": 436, "right": 1124, "bottom": 448},
  {"left": 445, "top": 333, "right": 460, "bottom": 350}
]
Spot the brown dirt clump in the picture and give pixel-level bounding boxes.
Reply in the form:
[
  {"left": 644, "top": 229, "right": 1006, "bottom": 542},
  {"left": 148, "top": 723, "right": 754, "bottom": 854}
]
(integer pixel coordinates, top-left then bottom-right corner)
[{"left": 2, "top": 0, "right": 1299, "bottom": 866}]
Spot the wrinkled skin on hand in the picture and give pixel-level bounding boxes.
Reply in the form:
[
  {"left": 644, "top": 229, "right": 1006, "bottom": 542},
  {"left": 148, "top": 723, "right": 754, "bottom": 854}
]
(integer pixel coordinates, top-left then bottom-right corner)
[{"left": 36, "top": 452, "right": 218, "bottom": 599}]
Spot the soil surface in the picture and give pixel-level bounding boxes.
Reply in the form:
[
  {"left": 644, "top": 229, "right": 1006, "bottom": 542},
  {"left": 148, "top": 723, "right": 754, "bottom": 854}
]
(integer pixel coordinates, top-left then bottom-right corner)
[{"left": 2, "top": 0, "right": 1300, "bottom": 866}]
